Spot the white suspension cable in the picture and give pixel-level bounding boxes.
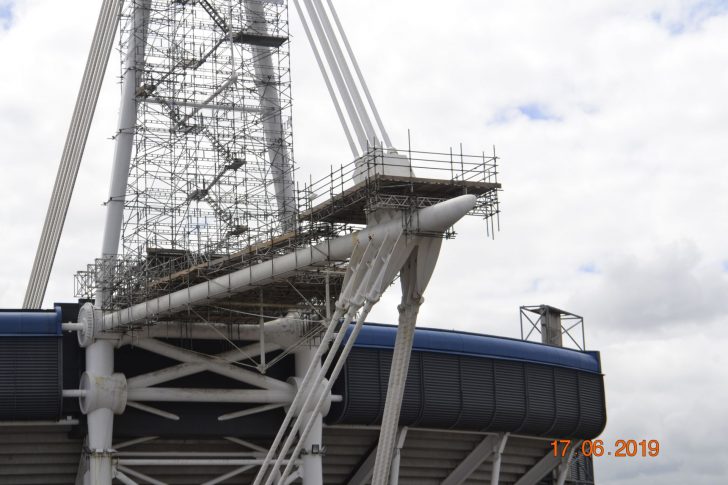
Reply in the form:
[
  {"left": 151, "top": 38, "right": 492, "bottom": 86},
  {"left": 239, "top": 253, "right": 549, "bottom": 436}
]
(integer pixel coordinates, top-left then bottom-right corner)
[
  {"left": 23, "top": 0, "right": 122, "bottom": 308},
  {"left": 291, "top": 0, "right": 358, "bottom": 157},
  {"left": 324, "top": 0, "right": 392, "bottom": 148},
  {"left": 298, "top": 0, "right": 369, "bottom": 152},
  {"left": 277, "top": 231, "right": 403, "bottom": 484},
  {"left": 309, "top": 0, "right": 377, "bottom": 145}
]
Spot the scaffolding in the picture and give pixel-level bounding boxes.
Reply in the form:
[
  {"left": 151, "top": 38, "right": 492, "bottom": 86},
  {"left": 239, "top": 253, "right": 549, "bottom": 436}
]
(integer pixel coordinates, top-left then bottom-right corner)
[
  {"left": 74, "top": 1, "right": 501, "bottom": 324},
  {"left": 121, "top": 0, "right": 295, "bottom": 266},
  {"left": 76, "top": 142, "right": 500, "bottom": 318}
]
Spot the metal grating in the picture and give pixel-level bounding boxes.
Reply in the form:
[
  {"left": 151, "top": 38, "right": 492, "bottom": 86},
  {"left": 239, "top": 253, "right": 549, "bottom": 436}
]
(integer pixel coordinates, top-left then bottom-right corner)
[{"left": 0, "top": 338, "right": 62, "bottom": 421}]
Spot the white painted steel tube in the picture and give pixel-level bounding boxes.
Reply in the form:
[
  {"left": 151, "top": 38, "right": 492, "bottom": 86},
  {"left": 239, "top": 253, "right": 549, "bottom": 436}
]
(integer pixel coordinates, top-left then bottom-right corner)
[
  {"left": 276, "top": 236, "right": 395, "bottom": 484},
  {"left": 86, "top": 7, "right": 149, "bottom": 482},
  {"left": 103, "top": 195, "right": 476, "bottom": 328},
  {"left": 125, "top": 401, "right": 180, "bottom": 421},
  {"left": 201, "top": 465, "right": 255, "bottom": 485},
  {"left": 290, "top": 0, "right": 357, "bottom": 156},
  {"left": 490, "top": 434, "right": 509, "bottom": 485},
  {"left": 115, "top": 465, "right": 168, "bottom": 485},
  {"left": 117, "top": 319, "right": 299, "bottom": 344},
  {"left": 127, "top": 387, "right": 294, "bottom": 403},
  {"left": 62, "top": 389, "right": 87, "bottom": 398},
  {"left": 372, "top": 301, "right": 419, "bottom": 485},
  {"left": 96, "top": 0, "right": 151, "bottom": 305},
  {"left": 309, "top": 0, "right": 377, "bottom": 144},
  {"left": 297, "top": 0, "right": 368, "bottom": 151},
  {"left": 218, "top": 403, "right": 285, "bottom": 421},
  {"left": 254, "top": 306, "right": 346, "bottom": 485},
  {"left": 131, "top": 338, "right": 291, "bottom": 391},
  {"left": 296, "top": 346, "right": 323, "bottom": 485},
  {"left": 114, "top": 470, "right": 139, "bottom": 485},
  {"left": 278, "top": 309, "right": 371, "bottom": 484},
  {"left": 86, "top": 339, "right": 115, "bottom": 485},
  {"left": 324, "top": 0, "right": 392, "bottom": 148},
  {"left": 118, "top": 459, "right": 299, "bottom": 466},
  {"left": 23, "top": 0, "right": 121, "bottom": 308},
  {"left": 126, "top": 342, "right": 275, "bottom": 389}
]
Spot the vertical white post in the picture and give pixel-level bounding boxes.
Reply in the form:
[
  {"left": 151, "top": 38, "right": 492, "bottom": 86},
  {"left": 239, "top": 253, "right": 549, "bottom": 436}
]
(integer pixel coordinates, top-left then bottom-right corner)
[
  {"left": 295, "top": 345, "right": 324, "bottom": 485},
  {"left": 490, "top": 433, "right": 509, "bottom": 485},
  {"left": 97, "top": 0, "right": 151, "bottom": 294},
  {"left": 86, "top": 340, "right": 115, "bottom": 485},
  {"left": 88, "top": 3, "right": 150, "bottom": 484}
]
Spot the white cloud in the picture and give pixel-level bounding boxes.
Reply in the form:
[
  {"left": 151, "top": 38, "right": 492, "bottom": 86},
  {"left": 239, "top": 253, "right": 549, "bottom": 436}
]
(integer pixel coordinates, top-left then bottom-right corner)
[{"left": 1, "top": 0, "right": 727, "bottom": 483}]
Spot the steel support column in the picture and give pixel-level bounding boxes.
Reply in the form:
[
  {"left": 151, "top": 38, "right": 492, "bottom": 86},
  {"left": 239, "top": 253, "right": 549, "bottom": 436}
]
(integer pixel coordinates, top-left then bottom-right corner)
[
  {"left": 514, "top": 441, "right": 580, "bottom": 485},
  {"left": 388, "top": 427, "right": 408, "bottom": 485},
  {"left": 296, "top": 345, "right": 324, "bottom": 485},
  {"left": 97, "top": 0, "right": 150, "bottom": 300},
  {"left": 85, "top": 340, "right": 115, "bottom": 485},
  {"left": 86, "top": 3, "right": 150, "bottom": 483},
  {"left": 490, "top": 433, "right": 510, "bottom": 485},
  {"left": 371, "top": 237, "right": 442, "bottom": 485},
  {"left": 441, "top": 434, "right": 504, "bottom": 485}
]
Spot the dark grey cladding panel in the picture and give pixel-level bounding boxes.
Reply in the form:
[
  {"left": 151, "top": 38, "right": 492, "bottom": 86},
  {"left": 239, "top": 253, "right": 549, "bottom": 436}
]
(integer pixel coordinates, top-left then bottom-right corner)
[
  {"left": 422, "top": 353, "right": 461, "bottom": 428},
  {"left": 0, "top": 337, "right": 62, "bottom": 420},
  {"left": 520, "top": 364, "right": 556, "bottom": 435},
  {"left": 326, "top": 347, "right": 607, "bottom": 440}
]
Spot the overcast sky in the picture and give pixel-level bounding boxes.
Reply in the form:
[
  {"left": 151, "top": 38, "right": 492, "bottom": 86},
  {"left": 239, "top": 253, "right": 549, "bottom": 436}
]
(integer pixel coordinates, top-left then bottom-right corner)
[{"left": 1, "top": 0, "right": 727, "bottom": 483}]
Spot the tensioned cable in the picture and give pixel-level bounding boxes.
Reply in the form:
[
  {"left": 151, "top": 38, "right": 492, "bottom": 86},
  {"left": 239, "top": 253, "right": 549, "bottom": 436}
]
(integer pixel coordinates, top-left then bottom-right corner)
[
  {"left": 23, "top": 0, "right": 122, "bottom": 308},
  {"left": 324, "top": 0, "right": 392, "bottom": 148}
]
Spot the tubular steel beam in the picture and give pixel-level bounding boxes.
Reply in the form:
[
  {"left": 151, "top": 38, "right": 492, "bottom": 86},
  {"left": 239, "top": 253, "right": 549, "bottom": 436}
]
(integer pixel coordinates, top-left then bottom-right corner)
[
  {"left": 441, "top": 434, "right": 500, "bottom": 485},
  {"left": 347, "top": 444, "right": 378, "bottom": 485},
  {"left": 490, "top": 433, "right": 510, "bottom": 485},
  {"left": 388, "top": 427, "right": 408, "bottom": 485},
  {"left": 127, "top": 387, "right": 293, "bottom": 404},
  {"left": 102, "top": 195, "right": 475, "bottom": 329},
  {"left": 131, "top": 338, "right": 291, "bottom": 391},
  {"left": 514, "top": 441, "right": 580, "bottom": 485},
  {"left": 126, "top": 342, "right": 276, "bottom": 389}
]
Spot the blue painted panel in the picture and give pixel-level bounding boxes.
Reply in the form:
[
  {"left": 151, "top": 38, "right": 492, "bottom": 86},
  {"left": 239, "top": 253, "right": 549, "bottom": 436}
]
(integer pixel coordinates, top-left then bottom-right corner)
[
  {"left": 0, "top": 308, "right": 62, "bottom": 336},
  {"left": 344, "top": 323, "right": 601, "bottom": 374}
]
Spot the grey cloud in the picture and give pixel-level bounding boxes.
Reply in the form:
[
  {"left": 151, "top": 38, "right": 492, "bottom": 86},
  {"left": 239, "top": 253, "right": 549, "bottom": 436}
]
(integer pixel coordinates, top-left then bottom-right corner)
[
  {"left": 570, "top": 241, "right": 728, "bottom": 332},
  {"left": 2, "top": 2, "right": 728, "bottom": 484}
]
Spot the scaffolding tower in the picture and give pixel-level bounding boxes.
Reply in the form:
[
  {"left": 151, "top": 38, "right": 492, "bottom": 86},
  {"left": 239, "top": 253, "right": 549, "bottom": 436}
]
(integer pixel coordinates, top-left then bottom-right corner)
[
  {"left": 121, "top": 0, "right": 295, "bottom": 273},
  {"left": 73, "top": 0, "right": 501, "bottom": 327}
]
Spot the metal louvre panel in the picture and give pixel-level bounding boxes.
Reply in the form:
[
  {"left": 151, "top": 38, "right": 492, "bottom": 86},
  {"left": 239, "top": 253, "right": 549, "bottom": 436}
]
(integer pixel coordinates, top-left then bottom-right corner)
[
  {"left": 490, "top": 360, "right": 527, "bottom": 431},
  {"left": 399, "top": 352, "right": 423, "bottom": 425},
  {"left": 421, "top": 352, "right": 462, "bottom": 428},
  {"left": 328, "top": 348, "right": 383, "bottom": 425},
  {"left": 577, "top": 373, "right": 608, "bottom": 438},
  {"left": 0, "top": 337, "right": 62, "bottom": 420},
  {"left": 520, "top": 364, "right": 556, "bottom": 435},
  {"left": 329, "top": 347, "right": 606, "bottom": 439},
  {"left": 551, "top": 368, "right": 581, "bottom": 436},
  {"left": 457, "top": 356, "right": 494, "bottom": 429}
]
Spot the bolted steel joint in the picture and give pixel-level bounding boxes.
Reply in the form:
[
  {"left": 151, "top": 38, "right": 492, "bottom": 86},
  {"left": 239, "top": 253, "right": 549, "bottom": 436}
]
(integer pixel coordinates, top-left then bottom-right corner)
[
  {"left": 79, "top": 372, "right": 127, "bottom": 415},
  {"left": 285, "top": 376, "right": 331, "bottom": 418},
  {"left": 76, "top": 302, "right": 103, "bottom": 347}
]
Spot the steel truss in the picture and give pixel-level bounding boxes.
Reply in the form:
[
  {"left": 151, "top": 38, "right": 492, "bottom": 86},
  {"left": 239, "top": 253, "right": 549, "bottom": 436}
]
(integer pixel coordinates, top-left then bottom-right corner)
[{"left": 58, "top": 2, "right": 505, "bottom": 485}]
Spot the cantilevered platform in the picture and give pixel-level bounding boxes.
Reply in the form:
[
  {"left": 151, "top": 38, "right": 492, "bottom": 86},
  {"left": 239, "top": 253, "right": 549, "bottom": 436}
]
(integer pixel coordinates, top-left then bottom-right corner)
[{"left": 299, "top": 174, "right": 500, "bottom": 225}]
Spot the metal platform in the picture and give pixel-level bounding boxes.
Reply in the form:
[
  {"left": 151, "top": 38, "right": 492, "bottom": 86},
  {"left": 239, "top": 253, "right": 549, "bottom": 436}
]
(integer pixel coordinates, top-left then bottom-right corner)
[{"left": 299, "top": 174, "right": 500, "bottom": 225}]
